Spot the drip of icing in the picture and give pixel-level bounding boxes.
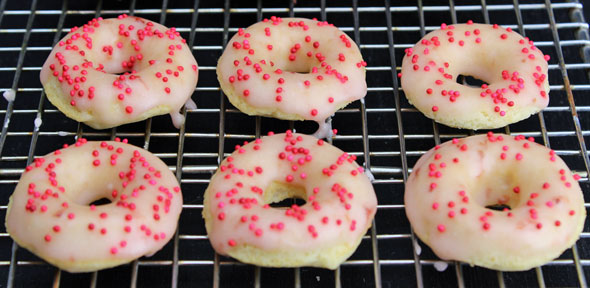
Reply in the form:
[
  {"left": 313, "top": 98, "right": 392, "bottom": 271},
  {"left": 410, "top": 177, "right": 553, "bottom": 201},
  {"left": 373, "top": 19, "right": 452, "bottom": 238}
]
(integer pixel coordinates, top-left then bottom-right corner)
[
  {"left": 185, "top": 98, "right": 197, "bottom": 110},
  {"left": 3, "top": 89, "right": 15, "bottom": 102},
  {"left": 414, "top": 240, "right": 422, "bottom": 256},
  {"left": 170, "top": 112, "right": 185, "bottom": 129},
  {"left": 57, "top": 131, "right": 69, "bottom": 137},
  {"left": 364, "top": 165, "right": 375, "bottom": 182},
  {"left": 34, "top": 117, "right": 42, "bottom": 128},
  {"left": 434, "top": 261, "right": 449, "bottom": 272},
  {"left": 312, "top": 118, "right": 333, "bottom": 139}
]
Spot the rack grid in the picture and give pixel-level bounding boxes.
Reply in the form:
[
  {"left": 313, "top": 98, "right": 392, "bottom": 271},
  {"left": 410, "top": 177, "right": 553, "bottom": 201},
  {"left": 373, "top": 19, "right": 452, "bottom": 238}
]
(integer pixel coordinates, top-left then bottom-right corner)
[{"left": 0, "top": 0, "right": 589, "bottom": 287}]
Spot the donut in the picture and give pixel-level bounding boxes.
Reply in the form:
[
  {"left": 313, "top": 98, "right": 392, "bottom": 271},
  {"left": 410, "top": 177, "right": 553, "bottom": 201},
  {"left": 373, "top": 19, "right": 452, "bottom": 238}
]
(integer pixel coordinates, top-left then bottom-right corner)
[
  {"left": 40, "top": 14, "right": 199, "bottom": 130},
  {"left": 5, "top": 138, "right": 183, "bottom": 273},
  {"left": 400, "top": 22, "right": 550, "bottom": 129},
  {"left": 404, "top": 133, "right": 585, "bottom": 271},
  {"left": 216, "top": 17, "right": 367, "bottom": 137},
  {"left": 203, "top": 131, "right": 377, "bottom": 269}
]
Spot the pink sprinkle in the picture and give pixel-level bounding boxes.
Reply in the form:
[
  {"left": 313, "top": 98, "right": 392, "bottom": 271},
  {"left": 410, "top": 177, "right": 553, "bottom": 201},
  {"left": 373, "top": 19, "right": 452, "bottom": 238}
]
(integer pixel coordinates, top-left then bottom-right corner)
[{"left": 437, "top": 224, "right": 445, "bottom": 232}]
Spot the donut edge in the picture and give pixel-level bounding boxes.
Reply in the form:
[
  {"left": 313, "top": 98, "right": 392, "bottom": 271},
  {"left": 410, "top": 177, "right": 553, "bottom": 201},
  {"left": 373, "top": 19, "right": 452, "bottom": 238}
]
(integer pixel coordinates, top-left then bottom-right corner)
[
  {"left": 202, "top": 183, "right": 370, "bottom": 270},
  {"left": 42, "top": 75, "right": 180, "bottom": 130}
]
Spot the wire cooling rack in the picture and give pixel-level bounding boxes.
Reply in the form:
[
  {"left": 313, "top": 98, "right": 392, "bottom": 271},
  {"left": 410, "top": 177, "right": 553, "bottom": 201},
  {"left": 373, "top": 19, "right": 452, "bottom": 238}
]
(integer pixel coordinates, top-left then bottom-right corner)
[{"left": 0, "top": 0, "right": 589, "bottom": 287}]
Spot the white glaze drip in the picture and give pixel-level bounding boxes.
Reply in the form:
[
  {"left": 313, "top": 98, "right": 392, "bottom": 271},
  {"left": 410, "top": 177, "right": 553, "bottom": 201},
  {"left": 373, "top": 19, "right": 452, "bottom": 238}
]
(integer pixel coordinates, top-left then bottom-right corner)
[
  {"left": 415, "top": 241, "right": 422, "bottom": 256},
  {"left": 57, "top": 131, "right": 68, "bottom": 137},
  {"left": 3, "top": 89, "right": 15, "bottom": 102},
  {"left": 185, "top": 98, "right": 197, "bottom": 110},
  {"left": 434, "top": 261, "right": 449, "bottom": 272},
  {"left": 170, "top": 112, "right": 185, "bottom": 129},
  {"left": 364, "top": 166, "right": 375, "bottom": 182},
  {"left": 34, "top": 117, "right": 42, "bottom": 128},
  {"left": 312, "top": 119, "right": 332, "bottom": 139}
]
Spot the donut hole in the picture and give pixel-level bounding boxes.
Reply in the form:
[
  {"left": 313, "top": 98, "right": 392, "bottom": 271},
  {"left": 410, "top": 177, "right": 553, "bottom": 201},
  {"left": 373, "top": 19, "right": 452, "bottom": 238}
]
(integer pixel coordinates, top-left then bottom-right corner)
[
  {"left": 472, "top": 172, "right": 523, "bottom": 212},
  {"left": 280, "top": 61, "right": 312, "bottom": 74},
  {"left": 264, "top": 181, "right": 307, "bottom": 208},
  {"left": 485, "top": 203, "right": 512, "bottom": 211},
  {"left": 474, "top": 187, "right": 521, "bottom": 213},
  {"left": 101, "top": 65, "right": 133, "bottom": 76},
  {"left": 456, "top": 74, "right": 489, "bottom": 88},
  {"left": 68, "top": 185, "right": 117, "bottom": 207},
  {"left": 89, "top": 197, "right": 112, "bottom": 206}
]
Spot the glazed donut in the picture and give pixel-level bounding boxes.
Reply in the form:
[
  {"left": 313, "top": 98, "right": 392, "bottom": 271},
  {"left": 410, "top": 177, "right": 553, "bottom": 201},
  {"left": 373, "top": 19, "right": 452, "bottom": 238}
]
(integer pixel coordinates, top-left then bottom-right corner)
[
  {"left": 203, "top": 131, "right": 377, "bottom": 269},
  {"left": 40, "top": 14, "right": 199, "bottom": 130},
  {"left": 405, "top": 133, "right": 585, "bottom": 271},
  {"left": 400, "top": 22, "right": 550, "bottom": 129},
  {"left": 5, "top": 138, "right": 183, "bottom": 272},
  {"left": 217, "top": 17, "right": 367, "bottom": 137}
]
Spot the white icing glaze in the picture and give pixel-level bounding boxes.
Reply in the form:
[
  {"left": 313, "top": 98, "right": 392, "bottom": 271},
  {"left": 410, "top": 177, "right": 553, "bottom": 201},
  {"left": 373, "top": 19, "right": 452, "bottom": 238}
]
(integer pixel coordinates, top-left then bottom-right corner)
[
  {"left": 312, "top": 118, "right": 332, "bottom": 139},
  {"left": 3, "top": 89, "right": 15, "bottom": 102},
  {"left": 434, "top": 261, "right": 449, "bottom": 272},
  {"left": 405, "top": 133, "right": 585, "bottom": 271},
  {"left": 401, "top": 23, "right": 550, "bottom": 129},
  {"left": 203, "top": 131, "right": 377, "bottom": 268},
  {"left": 185, "top": 98, "right": 197, "bottom": 110},
  {"left": 217, "top": 17, "right": 367, "bottom": 124},
  {"left": 39, "top": 15, "right": 199, "bottom": 129},
  {"left": 414, "top": 241, "right": 422, "bottom": 256},
  {"left": 5, "top": 139, "right": 183, "bottom": 272},
  {"left": 363, "top": 166, "right": 375, "bottom": 182},
  {"left": 34, "top": 117, "right": 42, "bottom": 128},
  {"left": 169, "top": 111, "right": 185, "bottom": 129}
]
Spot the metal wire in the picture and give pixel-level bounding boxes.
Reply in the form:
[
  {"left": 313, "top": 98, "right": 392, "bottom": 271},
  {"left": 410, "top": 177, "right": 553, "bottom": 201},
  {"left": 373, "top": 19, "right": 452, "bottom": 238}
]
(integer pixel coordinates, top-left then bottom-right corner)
[{"left": 0, "top": 0, "right": 589, "bottom": 287}]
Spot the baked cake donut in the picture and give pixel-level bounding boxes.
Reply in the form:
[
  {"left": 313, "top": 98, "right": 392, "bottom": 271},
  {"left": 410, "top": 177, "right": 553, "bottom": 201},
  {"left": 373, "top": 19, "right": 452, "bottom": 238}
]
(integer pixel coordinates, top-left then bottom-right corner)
[
  {"left": 40, "top": 14, "right": 199, "bottom": 130},
  {"left": 216, "top": 17, "right": 367, "bottom": 137},
  {"left": 400, "top": 22, "right": 550, "bottom": 129},
  {"left": 203, "top": 131, "right": 377, "bottom": 269},
  {"left": 5, "top": 138, "right": 183, "bottom": 272},
  {"left": 405, "top": 133, "right": 585, "bottom": 271}
]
